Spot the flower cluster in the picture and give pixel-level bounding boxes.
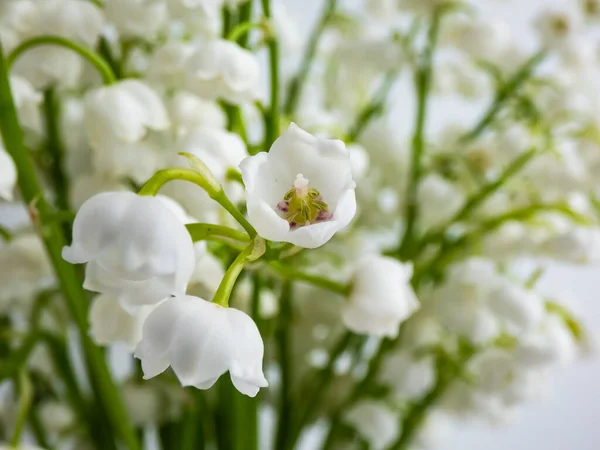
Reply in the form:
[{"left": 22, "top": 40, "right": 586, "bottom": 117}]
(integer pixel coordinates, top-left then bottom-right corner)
[{"left": 0, "top": 0, "right": 597, "bottom": 449}]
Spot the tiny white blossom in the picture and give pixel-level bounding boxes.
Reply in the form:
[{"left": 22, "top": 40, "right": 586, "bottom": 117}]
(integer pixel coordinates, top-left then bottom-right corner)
[
  {"left": 168, "top": 91, "right": 227, "bottom": 136},
  {"left": 380, "top": 351, "right": 436, "bottom": 400},
  {"left": 62, "top": 192, "right": 196, "bottom": 312},
  {"left": 0, "top": 147, "right": 17, "bottom": 201},
  {"left": 342, "top": 256, "right": 420, "bottom": 338},
  {"left": 167, "top": 0, "right": 222, "bottom": 36},
  {"left": 488, "top": 280, "right": 545, "bottom": 335},
  {"left": 135, "top": 294, "right": 268, "bottom": 397},
  {"left": 84, "top": 79, "right": 170, "bottom": 149},
  {"left": 417, "top": 174, "right": 465, "bottom": 229},
  {"left": 185, "top": 39, "right": 261, "bottom": 104},
  {"left": 240, "top": 124, "right": 357, "bottom": 248},
  {"left": 343, "top": 400, "right": 399, "bottom": 450},
  {"left": 39, "top": 401, "right": 75, "bottom": 434},
  {"left": 148, "top": 42, "right": 196, "bottom": 89},
  {"left": 10, "top": 75, "right": 42, "bottom": 134},
  {"left": 535, "top": 7, "right": 580, "bottom": 47},
  {"left": 0, "top": 0, "right": 38, "bottom": 52},
  {"left": 89, "top": 294, "right": 155, "bottom": 349},
  {"left": 104, "top": 0, "right": 168, "bottom": 40}
]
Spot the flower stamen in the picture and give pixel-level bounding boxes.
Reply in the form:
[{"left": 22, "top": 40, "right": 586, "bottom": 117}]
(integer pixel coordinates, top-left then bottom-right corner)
[{"left": 276, "top": 174, "right": 333, "bottom": 229}]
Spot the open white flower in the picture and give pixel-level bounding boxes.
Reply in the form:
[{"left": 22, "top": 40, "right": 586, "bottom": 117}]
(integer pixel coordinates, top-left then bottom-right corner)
[
  {"left": 62, "top": 192, "right": 195, "bottom": 312},
  {"left": 0, "top": 147, "right": 17, "bottom": 201},
  {"left": 240, "top": 124, "right": 356, "bottom": 248},
  {"left": 343, "top": 400, "right": 399, "bottom": 450},
  {"left": 342, "top": 256, "right": 420, "bottom": 338},
  {"left": 89, "top": 294, "right": 155, "bottom": 349},
  {"left": 185, "top": 39, "right": 261, "bottom": 104},
  {"left": 135, "top": 295, "right": 268, "bottom": 397}
]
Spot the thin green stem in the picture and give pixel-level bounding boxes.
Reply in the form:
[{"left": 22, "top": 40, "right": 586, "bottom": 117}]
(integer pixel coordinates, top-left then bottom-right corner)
[
  {"left": 43, "top": 89, "right": 70, "bottom": 213},
  {"left": 227, "top": 21, "right": 265, "bottom": 42},
  {"left": 0, "top": 225, "right": 12, "bottom": 241},
  {"left": 269, "top": 261, "right": 350, "bottom": 296},
  {"left": 237, "top": 0, "right": 254, "bottom": 48},
  {"left": 283, "top": 0, "right": 337, "bottom": 116},
  {"left": 274, "top": 280, "right": 293, "bottom": 450},
  {"left": 139, "top": 167, "right": 257, "bottom": 238},
  {"left": 8, "top": 35, "right": 116, "bottom": 84},
  {"left": 0, "top": 42, "right": 138, "bottom": 450},
  {"left": 261, "top": 0, "right": 281, "bottom": 149},
  {"left": 289, "top": 332, "right": 355, "bottom": 448},
  {"left": 186, "top": 223, "right": 250, "bottom": 244},
  {"left": 460, "top": 50, "right": 546, "bottom": 143},
  {"left": 11, "top": 370, "right": 33, "bottom": 447},
  {"left": 346, "top": 70, "right": 399, "bottom": 143},
  {"left": 397, "top": 9, "right": 443, "bottom": 260},
  {"left": 212, "top": 240, "right": 265, "bottom": 307}
]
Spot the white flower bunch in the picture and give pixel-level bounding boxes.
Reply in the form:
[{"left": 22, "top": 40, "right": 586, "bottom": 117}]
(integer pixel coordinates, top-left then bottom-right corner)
[{"left": 0, "top": 0, "right": 597, "bottom": 449}]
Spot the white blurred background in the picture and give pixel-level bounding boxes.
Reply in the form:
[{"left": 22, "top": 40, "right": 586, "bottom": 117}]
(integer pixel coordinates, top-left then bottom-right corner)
[{"left": 282, "top": 0, "right": 600, "bottom": 449}]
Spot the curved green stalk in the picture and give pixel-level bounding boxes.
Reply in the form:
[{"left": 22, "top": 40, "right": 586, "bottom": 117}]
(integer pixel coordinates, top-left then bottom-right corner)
[
  {"left": 268, "top": 261, "right": 350, "bottom": 296},
  {"left": 11, "top": 370, "right": 33, "bottom": 447},
  {"left": 186, "top": 223, "right": 251, "bottom": 244},
  {"left": 139, "top": 167, "right": 257, "bottom": 238},
  {"left": 0, "top": 42, "right": 138, "bottom": 450},
  {"left": 8, "top": 35, "right": 116, "bottom": 84}
]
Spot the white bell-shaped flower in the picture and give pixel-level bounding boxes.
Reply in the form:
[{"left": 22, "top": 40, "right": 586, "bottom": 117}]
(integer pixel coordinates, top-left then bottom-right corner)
[
  {"left": 240, "top": 124, "right": 357, "bottom": 248},
  {"left": 380, "top": 351, "right": 436, "bottom": 400},
  {"left": 343, "top": 400, "right": 399, "bottom": 450},
  {"left": 104, "top": 0, "right": 168, "bottom": 40},
  {"left": 84, "top": 80, "right": 170, "bottom": 151},
  {"left": 0, "top": 147, "right": 17, "bottom": 201},
  {"left": 148, "top": 42, "right": 195, "bottom": 89},
  {"left": 488, "top": 280, "right": 545, "bottom": 335},
  {"left": 89, "top": 294, "right": 155, "bottom": 350},
  {"left": 10, "top": 75, "right": 43, "bottom": 134},
  {"left": 135, "top": 295, "right": 268, "bottom": 397},
  {"left": 0, "top": 1, "right": 38, "bottom": 53},
  {"left": 167, "top": 0, "right": 223, "bottom": 36},
  {"left": 185, "top": 39, "right": 261, "bottom": 104},
  {"left": 342, "top": 256, "right": 420, "bottom": 338},
  {"left": 62, "top": 192, "right": 195, "bottom": 312},
  {"left": 168, "top": 91, "right": 226, "bottom": 135},
  {"left": 36, "top": 0, "right": 105, "bottom": 47}
]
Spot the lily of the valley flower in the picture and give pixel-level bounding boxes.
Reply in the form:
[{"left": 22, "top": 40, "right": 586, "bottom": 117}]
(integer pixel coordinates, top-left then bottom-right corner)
[
  {"left": 239, "top": 124, "right": 357, "bottom": 248},
  {"left": 104, "top": 0, "right": 168, "bottom": 40},
  {"left": 342, "top": 255, "right": 420, "bottom": 338},
  {"left": 0, "top": 147, "right": 17, "bottom": 201},
  {"left": 343, "top": 400, "right": 400, "bottom": 450},
  {"left": 185, "top": 39, "right": 261, "bottom": 104},
  {"left": 135, "top": 294, "right": 268, "bottom": 397},
  {"left": 62, "top": 192, "right": 195, "bottom": 312}
]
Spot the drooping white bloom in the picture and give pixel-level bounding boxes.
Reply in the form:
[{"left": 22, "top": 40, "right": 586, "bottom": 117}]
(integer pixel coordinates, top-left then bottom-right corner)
[
  {"left": 167, "top": 0, "right": 223, "bottom": 36},
  {"left": 89, "top": 294, "right": 155, "bottom": 349},
  {"left": 0, "top": 233, "right": 55, "bottom": 311},
  {"left": 543, "top": 227, "right": 600, "bottom": 264},
  {"left": 39, "top": 401, "right": 75, "bottom": 434},
  {"left": 62, "top": 192, "right": 196, "bottom": 312},
  {"left": 168, "top": 91, "right": 226, "bottom": 136},
  {"left": 516, "top": 315, "right": 578, "bottom": 367},
  {"left": 10, "top": 75, "right": 42, "bottom": 134},
  {"left": 343, "top": 400, "right": 399, "bottom": 450},
  {"left": 488, "top": 281, "right": 545, "bottom": 335},
  {"left": 185, "top": 39, "right": 261, "bottom": 104},
  {"left": 444, "top": 17, "right": 511, "bottom": 61},
  {"left": 380, "top": 351, "right": 436, "bottom": 400},
  {"left": 417, "top": 174, "right": 465, "bottom": 229},
  {"left": 342, "top": 256, "right": 419, "bottom": 338},
  {"left": 84, "top": 80, "right": 170, "bottom": 150},
  {"left": 135, "top": 295, "right": 268, "bottom": 397},
  {"left": 148, "top": 42, "right": 196, "bottom": 89},
  {"left": 104, "top": 0, "right": 168, "bottom": 40},
  {"left": 240, "top": 124, "right": 356, "bottom": 248},
  {"left": 0, "top": 147, "right": 17, "bottom": 201},
  {"left": 0, "top": 0, "right": 38, "bottom": 52}
]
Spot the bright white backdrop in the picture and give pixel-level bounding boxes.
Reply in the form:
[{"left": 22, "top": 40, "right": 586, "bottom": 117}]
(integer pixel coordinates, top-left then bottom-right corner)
[{"left": 282, "top": 0, "right": 600, "bottom": 449}]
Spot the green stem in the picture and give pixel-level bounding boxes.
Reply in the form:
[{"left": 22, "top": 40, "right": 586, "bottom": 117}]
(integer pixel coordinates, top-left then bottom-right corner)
[
  {"left": 139, "top": 167, "right": 257, "bottom": 238},
  {"left": 237, "top": 0, "right": 254, "bottom": 48},
  {"left": 212, "top": 240, "right": 265, "bottom": 307},
  {"left": 11, "top": 370, "right": 33, "bottom": 447},
  {"left": 397, "top": 9, "right": 443, "bottom": 260},
  {"left": 0, "top": 42, "right": 138, "bottom": 450},
  {"left": 227, "top": 21, "right": 265, "bottom": 42},
  {"left": 460, "top": 50, "right": 546, "bottom": 143},
  {"left": 283, "top": 0, "right": 337, "bottom": 116},
  {"left": 261, "top": 0, "right": 281, "bottom": 149},
  {"left": 0, "top": 225, "right": 12, "bottom": 241},
  {"left": 346, "top": 70, "right": 399, "bottom": 143},
  {"left": 289, "top": 332, "right": 355, "bottom": 448},
  {"left": 8, "top": 35, "right": 116, "bottom": 84},
  {"left": 274, "top": 280, "right": 293, "bottom": 450},
  {"left": 268, "top": 262, "right": 350, "bottom": 296},
  {"left": 43, "top": 89, "right": 70, "bottom": 213},
  {"left": 186, "top": 223, "right": 250, "bottom": 244}
]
